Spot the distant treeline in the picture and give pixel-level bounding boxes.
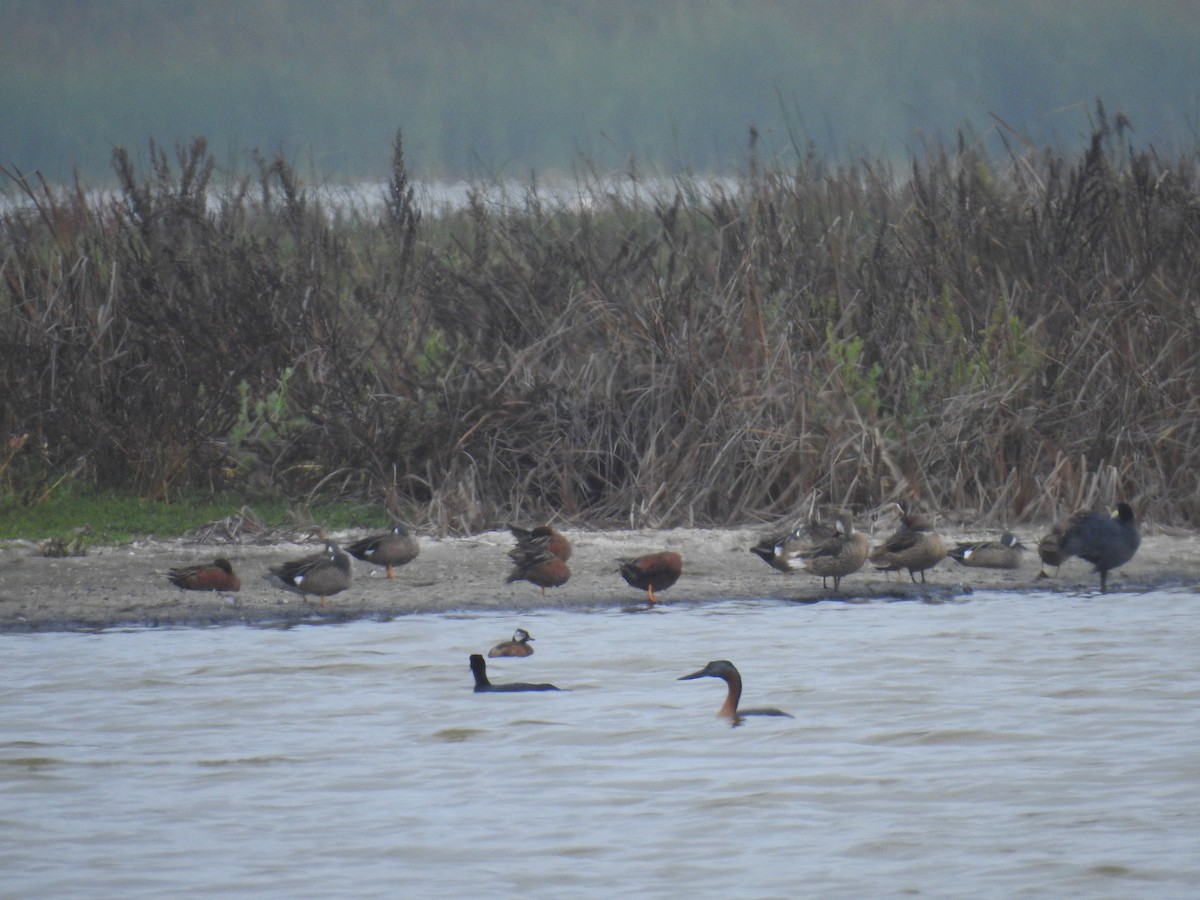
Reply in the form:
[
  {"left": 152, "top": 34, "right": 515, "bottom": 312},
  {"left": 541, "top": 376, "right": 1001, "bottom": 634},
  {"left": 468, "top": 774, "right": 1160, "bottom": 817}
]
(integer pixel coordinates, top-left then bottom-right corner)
[
  {"left": 2, "top": 109, "right": 1198, "bottom": 531},
  {"left": 2, "top": 0, "right": 1197, "bottom": 181}
]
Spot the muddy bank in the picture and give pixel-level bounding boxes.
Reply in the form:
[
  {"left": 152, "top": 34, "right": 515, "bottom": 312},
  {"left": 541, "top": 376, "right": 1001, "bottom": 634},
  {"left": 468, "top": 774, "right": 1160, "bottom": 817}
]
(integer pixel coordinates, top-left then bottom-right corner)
[{"left": 1, "top": 525, "right": 1197, "bottom": 633}]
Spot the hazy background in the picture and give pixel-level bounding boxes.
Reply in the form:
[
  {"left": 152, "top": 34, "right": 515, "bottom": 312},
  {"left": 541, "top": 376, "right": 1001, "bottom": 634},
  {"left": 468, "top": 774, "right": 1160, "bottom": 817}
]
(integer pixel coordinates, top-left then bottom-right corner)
[{"left": 3, "top": 0, "right": 1199, "bottom": 182}]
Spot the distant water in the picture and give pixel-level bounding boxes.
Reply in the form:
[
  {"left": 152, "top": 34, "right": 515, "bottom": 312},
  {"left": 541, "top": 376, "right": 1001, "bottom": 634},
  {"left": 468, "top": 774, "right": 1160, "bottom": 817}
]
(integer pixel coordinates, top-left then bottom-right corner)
[
  {"left": 0, "top": 175, "right": 742, "bottom": 219},
  {"left": 3, "top": 590, "right": 1198, "bottom": 898}
]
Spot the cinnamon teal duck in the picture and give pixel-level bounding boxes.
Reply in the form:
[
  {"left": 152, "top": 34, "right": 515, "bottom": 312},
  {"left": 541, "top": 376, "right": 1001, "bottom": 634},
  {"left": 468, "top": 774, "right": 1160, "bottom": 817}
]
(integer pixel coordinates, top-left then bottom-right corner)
[
  {"left": 345, "top": 523, "right": 419, "bottom": 578},
  {"left": 509, "top": 524, "right": 572, "bottom": 561},
  {"left": 947, "top": 533, "right": 1027, "bottom": 569},
  {"left": 167, "top": 557, "right": 241, "bottom": 592},
  {"left": 618, "top": 551, "right": 682, "bottom": 606},
  {"left": 506, "top": 545, "right": 571, "bottom": 594}
]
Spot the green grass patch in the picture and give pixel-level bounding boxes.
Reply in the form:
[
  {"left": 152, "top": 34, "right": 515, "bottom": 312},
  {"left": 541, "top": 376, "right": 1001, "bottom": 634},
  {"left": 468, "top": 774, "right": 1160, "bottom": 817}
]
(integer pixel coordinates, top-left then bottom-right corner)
[{"left": 0, "top": 489, "right": 391, "bottom": 544}]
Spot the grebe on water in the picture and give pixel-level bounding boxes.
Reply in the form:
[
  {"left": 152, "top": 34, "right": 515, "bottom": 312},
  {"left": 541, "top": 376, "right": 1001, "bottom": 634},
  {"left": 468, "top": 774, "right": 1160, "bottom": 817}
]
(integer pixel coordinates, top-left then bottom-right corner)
[
  {"left": 679, "top": 660, "right": 793, "bottom": 724},
  {"left": 344, "top": 523, "right": 419, "bottom": 578},
  {"left": 167, "top": 557, "right": 241, "bottom": 592},
  {"left": 618, "top": 551, "right": 682, "bottom": 606},
  {"left": 469, "top": 654, "right": 563, "bottom": 692},
  {"left": 488, "top": 628, "right": 535, "bottom": 658}
]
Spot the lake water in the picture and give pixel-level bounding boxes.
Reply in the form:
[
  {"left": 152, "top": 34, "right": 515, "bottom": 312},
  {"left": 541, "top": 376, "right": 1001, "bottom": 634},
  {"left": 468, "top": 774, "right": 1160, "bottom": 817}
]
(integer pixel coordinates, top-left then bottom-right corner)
[{"left": 3, "top": 589, "right": 1198, "bottom": 898}]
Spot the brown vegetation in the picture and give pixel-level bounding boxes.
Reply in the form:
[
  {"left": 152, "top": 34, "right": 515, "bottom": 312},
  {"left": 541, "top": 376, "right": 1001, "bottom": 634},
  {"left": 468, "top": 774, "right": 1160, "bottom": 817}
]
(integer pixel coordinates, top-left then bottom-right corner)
[{"left": 3, "top": 105, "right": 1198, "bottom": 532}]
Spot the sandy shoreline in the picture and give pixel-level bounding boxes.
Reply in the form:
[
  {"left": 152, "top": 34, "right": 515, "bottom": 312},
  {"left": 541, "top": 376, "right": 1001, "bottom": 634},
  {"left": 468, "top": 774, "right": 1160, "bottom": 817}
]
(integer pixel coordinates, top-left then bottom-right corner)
[{"left": 1, "top": 524, "right": 1198, "bottom": 633}]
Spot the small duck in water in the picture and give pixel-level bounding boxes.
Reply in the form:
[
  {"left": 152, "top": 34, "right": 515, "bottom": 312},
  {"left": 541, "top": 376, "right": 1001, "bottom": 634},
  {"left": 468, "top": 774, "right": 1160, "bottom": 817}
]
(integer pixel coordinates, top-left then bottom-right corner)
[
  {"left": 469, "top": 654, "right": 563, "bottom": 692},
  {"left": 344, "top": 523, "right": 419, "bottom": 578},
  {"left": 167, "top": 557, "right": 241, "bottom": 592},
  {"left": 488, "top": 628, "right": 535, "bottom": 658},
  {"left": 618, "top": 551, "right": 682, "bottom": 606},
  {"left": 268, "top": 542, "right": 352, "bottom": 605},
  {"left": 947, "top": 533, "right": 1026, "bottom": 569},
  {"left": 679, "top": 660, "right": 793, "bottom": 725},
  {"left": 1056, "top": 503, "right": 1140, "bottom": 593}
]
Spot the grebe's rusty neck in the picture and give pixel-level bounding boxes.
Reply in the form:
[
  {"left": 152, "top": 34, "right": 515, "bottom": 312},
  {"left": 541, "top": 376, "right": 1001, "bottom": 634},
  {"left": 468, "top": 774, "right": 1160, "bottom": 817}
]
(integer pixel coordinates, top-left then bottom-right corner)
[
  {"left": 679, "top": 660, "right": 743, "bottom": 719},
  {"left": 680, "top": 659, "right": 793, "bottom": 722}
]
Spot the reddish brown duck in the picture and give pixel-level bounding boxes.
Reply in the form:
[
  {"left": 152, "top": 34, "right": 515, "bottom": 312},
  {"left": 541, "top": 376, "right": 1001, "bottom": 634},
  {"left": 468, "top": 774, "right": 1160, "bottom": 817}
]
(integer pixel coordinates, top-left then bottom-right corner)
[
  {"left": 506, "top": 546, "right": 571, "bottom": 594},
  {"left": 509, "top": 524, "right": 572, "bottom": 562},
  {"left": 167, "top": 558, "right": 241, "bottom": 592},
  {"left": 618, "top": 551, "right": 682, "bottom": 606}
]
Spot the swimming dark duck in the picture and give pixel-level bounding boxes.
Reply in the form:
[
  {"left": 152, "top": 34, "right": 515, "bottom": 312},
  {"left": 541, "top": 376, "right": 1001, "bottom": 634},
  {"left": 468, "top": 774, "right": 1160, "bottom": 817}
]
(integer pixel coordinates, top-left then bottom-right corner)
[
  {"left": 469, "top": 654, "right": 563, "bottom": 692},
  {"left": 488, "top": 628, "right": 535, "bottom": 658},
  {"left": 1056, "top": 503, "right": 1140, "bottom": 593},
  {"left": 167, "top": 558, "right": 241, "bottom": 592},
  {"left": 678, "top": 660, "right": 793, "bottom": 724},
  {"left": 268, "top": 542, "right": 352, "bottom": 604},
  {"left": 947, "top": 533, "right": 1026, "bottom": 570},
  {"left": 618, "top": 551, "right": 683, "bottom": 606},
  {"left": 344, "top": 523, "right": 419, "bottom": 578},
  {"left": 869, "top": 511, "right": 947, "bottom": 583}
]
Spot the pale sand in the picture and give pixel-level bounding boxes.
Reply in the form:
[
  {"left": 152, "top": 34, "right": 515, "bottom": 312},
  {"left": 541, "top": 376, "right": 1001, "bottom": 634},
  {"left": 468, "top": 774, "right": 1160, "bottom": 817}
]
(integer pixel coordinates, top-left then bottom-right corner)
[{"left": 1, "top": 525, "right": 1197, "bottom": 632}]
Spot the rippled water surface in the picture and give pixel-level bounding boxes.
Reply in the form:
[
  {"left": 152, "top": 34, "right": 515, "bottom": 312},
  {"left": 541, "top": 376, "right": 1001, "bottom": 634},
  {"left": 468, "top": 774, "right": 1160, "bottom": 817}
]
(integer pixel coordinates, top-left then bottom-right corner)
[{"left": 3, "top": 590, "right": 1198, "bottom": 898}]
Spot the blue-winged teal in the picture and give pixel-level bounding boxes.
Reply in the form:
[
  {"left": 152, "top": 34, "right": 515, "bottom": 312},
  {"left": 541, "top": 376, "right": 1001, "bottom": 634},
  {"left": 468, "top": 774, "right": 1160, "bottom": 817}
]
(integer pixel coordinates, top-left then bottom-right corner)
[
  {"left": 751, "top": 513, "right": 834, "bottom": 574},
  {"left": 268, "top": 542, "right": 352, "bottom": 603},
  {"left": 769, "top": 509, "right": 869, "bottom": 591},
  {"left": 345, "top": 523, "right": 419, "bottom": 579},
  {"left": 947, "top": 533, "right": 1026, "bottom": 569}
]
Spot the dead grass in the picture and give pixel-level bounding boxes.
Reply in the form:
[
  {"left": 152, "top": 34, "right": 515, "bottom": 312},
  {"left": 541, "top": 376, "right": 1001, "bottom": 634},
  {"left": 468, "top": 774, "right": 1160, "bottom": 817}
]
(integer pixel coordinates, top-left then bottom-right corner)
[{"left": 3, "top": 107, "right": 1198, "bottom": 533}]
